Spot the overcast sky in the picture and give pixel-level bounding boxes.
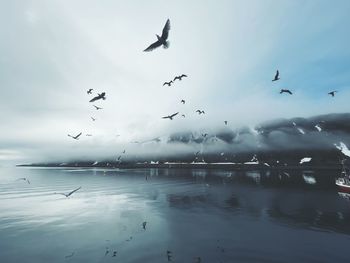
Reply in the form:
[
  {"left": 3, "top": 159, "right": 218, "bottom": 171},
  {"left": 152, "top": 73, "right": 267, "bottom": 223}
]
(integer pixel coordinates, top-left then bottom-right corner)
[{"left": 0, "top": 0, "right": 349, "bottom": 164}]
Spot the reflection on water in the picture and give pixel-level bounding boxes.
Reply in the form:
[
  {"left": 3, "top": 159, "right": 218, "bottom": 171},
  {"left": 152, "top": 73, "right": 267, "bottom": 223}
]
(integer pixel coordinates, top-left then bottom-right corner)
[{"left": 0, "top": 167, "right": 350, "bottom": 262}]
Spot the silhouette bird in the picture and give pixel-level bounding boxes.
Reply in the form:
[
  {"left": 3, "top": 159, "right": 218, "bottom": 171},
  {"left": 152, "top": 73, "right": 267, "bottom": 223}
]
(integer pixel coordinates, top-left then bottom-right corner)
[
  {"left": 163, "top": 81, "right": 173, "bottom": 87},
  {"left": 87, "top": 89, "right": 93, "bottom": 94},
  {"left": 280, "top": 89, "right": 292, "bottom": 95},
  {"left": 181, "top": 114, "right": 186, "bottom": 118},
  {"left": 224, "top": 121, "right": 228, "bottom": 125},
  {"left": 104, "top": 247, "right": 109, "bottom": 256},
  {"left": 117, "top": 155, "right": 122, "bottom": 161},
  {"left": 17, "top": 178, "right": 30, "bottom": 184},
  {"left": 54, "top": 187, "right": 81, "bottom": 198},
  {"left": 68, "top": 132, "right": 82, "bottom": 140},
  {"left": 196, "top": 110, "right": 205, "bottom": 114},
  {"left": 89, "top": 92, "right": 106, "bottom": 102},
  {"left": 167, "top": 250, "right": 172, "bottom": 261},
  {"left": 162, "top": 112, "right": 179, "bottom": 120},
  {"left": 91, "top": 117, "right": 96, "bottom": 121},
  {"left": 174, "top": 74, "right": 188, "bottom": 81},
  {"left": 142, "top": 221, "right": 147, "bottom": 230},
  {"left": 65, "top": 252, "right": 75, "bottom": 259},
  {"left": 144, "top": 19, "right": 170, "bottom": 52},
  {"left": 93, "top": 105, "right": 103, "bottom": 110},
  {"left": 272, "top": 70, "right": 280, "bottom": 81},
  {"left": 181, "top": 99, "right": 185, "bottom": 104},
  {"left": 328, "top": 91, "right": 337, "bottom": 97},
  {"left": 122, "top": 150, "right": 126, "bottom": 154},
  {"left": 112, "top": 251, "right": 117, "bottom": 257}
]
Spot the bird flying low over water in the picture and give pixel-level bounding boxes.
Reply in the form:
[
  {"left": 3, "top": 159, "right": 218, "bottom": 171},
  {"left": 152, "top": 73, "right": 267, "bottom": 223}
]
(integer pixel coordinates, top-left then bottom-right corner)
[
  {"left": 93, "top": 105, "right": 103, "bottom": 110},
  {"left": 174, "top": 74, "right": 188, "bottom": 81},
  {"left": 163, "top": 81, "right": 173, "bottom": 87},
  {"left": 196, "top": 110, "right": 205, "bottom": 114},
  {"left": 162, "top": 112, "right": 179, "bottom": 120},
  {"left": 272, "top": 70, "right": 280, "bottom": 81},
  {"left": 280, "top": 89, "right": 293, "bottom": 95},
  {"left": 328, "top": 90, "right": 337, "bottom": 97},
  {"left": 89, "top": 92, "right": 106, "bottom": 102},
  {"left": 87, "top": 89, "right": 93, "bottom": 94},
  {"left": 181, "top": 99, "right": 185, "bottom": 104},
  {"left": 144, "top": 19, "right": 170, "bottom": 52},
  {"left": 68, "top": 132, "right": 82, "bottom": 140},
  {"left": 54, "top": 187, "right": 81, "bottom": 198},
  {"left": 17, "top": 178, "right": 30, "bottom": 184}
]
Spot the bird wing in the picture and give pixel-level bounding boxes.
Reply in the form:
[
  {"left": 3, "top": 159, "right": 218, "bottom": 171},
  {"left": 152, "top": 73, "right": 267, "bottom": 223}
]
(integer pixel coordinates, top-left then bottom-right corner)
[
  {"left": 89, "top": 96, "right": 99, "bottom": 102},
  {"left": 275, "top": 70, "right": 279, "bottom": 79},
  {"left": 161, "top": 19, "right": 170, "bottom": 40},
  {"left": 174, "top": 76, "right": 179, "bottom": 81},
  {"left": 75, "top": 132, "right": 82, "bottom": 139},
  {"left": 144, "top": 40, "right": 162, "bottom": 52},
  {"left": 181, "top": 74, "right": 187, "bottom": 78},
  {"left": 162, "top": 116, "right": 170, "bottom": 119},
  {"left": 170, "top": 112, "right": 179, "bottom": 118},
  {"left": 67, "top": 186, "right": 81, "bottom": 196},
  {"left": 162, "top": 82, "right": 168, "bottom": 86}
]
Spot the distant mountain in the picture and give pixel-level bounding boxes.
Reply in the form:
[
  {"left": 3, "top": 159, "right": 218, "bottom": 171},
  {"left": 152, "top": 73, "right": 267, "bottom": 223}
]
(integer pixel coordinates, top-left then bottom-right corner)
[{"left": 19, "top": 113, "right": 350, "bottom": 167}]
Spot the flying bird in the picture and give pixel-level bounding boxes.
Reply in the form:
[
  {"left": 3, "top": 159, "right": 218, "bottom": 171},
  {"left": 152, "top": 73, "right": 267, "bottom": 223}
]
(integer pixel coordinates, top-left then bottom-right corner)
[
  {"left": 167, "top": 250, "right": 172, "bottom": 262},
  {"left": 93, "top": 105, "right": 103, "bottom": 110},
  {"left": 68, "top": 132, "right": 82, "bottom": 140},
  {"left": 272, "top": 70, "right": 280, "bottom": 81},
  {"left": 112, "top": 251, "right": 117, "bottom": 257},
  {"left": 174, "top": 74, "right": 188, "bottom": 81},
  {"left": 280, "top": 89, "right": 293, "bottom": 95},
  {"left": 142, "top": 221, "right": 147, "bottom": 230},
  {"left": 87, "top": 89, "right": 93, "bottom": 94},
  {"left": 196, "top": 110, "right": 205, "bottom": 115},
  {"left": 162, "top": 112, "right": 179, "bottom": 120},
  {"left": 144, "top": 19, "right": 171, "bottom": 52},
  {"left": 91, "top": 117, "right": 96, "bottom": 121},
  {"left": 224, "top": 121, "right": 228, "bottom": 125},
  {"left": 89, "top": 92, "right": 106, "bottom": 103},
  {"left": 65, "top": 252, "right": 75, "bottom": 259},
  {"left": 17, "top": 178, "right": 30, "bottom": 184},
  {"left": 163, "top": 81, "right": 173, "bottom": 87},
  {"left": 181, "top": 99, "right": 185, "bottom": 104},
  {"left": 328, "top": 91, "right": 337, "bottom": 97},
  {"left": 181, "top": 114, "right": 185, "bottom": 118},
  {"left": 54, "top": 187, "right": 81, "bottom": 198}
]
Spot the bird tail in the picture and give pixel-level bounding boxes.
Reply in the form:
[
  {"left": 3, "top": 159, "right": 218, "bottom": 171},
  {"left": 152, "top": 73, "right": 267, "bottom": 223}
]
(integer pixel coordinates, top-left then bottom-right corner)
[{"left": 163, "top": 41, "right": 170, "bottom": 49}]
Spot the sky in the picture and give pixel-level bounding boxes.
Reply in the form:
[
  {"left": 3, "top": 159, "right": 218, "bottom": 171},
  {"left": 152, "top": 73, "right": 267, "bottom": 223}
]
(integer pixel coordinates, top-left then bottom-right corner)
[{"left": 0, "top": 0, "right": 349, "bottom": 164}]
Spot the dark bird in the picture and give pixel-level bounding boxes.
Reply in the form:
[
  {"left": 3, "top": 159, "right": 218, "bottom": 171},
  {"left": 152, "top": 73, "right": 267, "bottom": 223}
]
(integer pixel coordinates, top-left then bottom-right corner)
[
  {"left": 91, "top": 117, "right": 96, "bottom": 121},
  {"left": 89, "top": 92, "right": 106, "bottom": 102},
  {"left": 117, "top": 155, "right": 122, "bottom": 161},
  {"left": 162, "top": 112, "right": 179, "bottom": 120},
  {"left": 163, "top": 81, "right": 173, "bottom": 87},
  {"left": 174, "top": 74, "right": 188, "bottom": 81},
  {"left": 65, "top": 252, "right": 75, "bottom": 259},
  {"left": 104, "top": 247, "right": 109, "bottom": 256},
  {"left": 54, "top": 187, "right": 81, "bottom": 198},
  {"left": 328, "top": 90, "right": 337, "bottom": 97},
  {"left": 224, "top": 121, "right": 228, "bottom": 125},
  {"left": 68, "top": 132, "right": 82, "bottom": 140},
  {"left": 167, "top": 250, "right": 172, "bottom": 262},
  {"left": 142, "top": 221, "right": 147, "bottom": 230},
  {"left": 181, "top": 114, "right": 185, "bottom": 118},
  {"left": 112, "top": 251, "right": 117, "bottom": 257},
  {"left": 181, "top": 99, "right": 185, "bottom": 104},
  {"left": 196, "top": 110, "right": 205, "bottom": 115},
  {"left": 122, "top": 150, "right": 126, "bottom": 154},
  {"left": 93, "top": 105, "right": 103, "bottom": 110},
  {"left": 280, "top": 89, "right": 293, "bottom": 95},
  {"left": 17, "top": 178, "right": 30, "bottom": 184},
  {"left": 144, "top": 19, "right": 170, "bottom": 52},
  {"left": 87, "top": 89, "right": 93, "bottom": 94},
  {"left": 272, "top": 70, "right": 280, "bottom": 81}
]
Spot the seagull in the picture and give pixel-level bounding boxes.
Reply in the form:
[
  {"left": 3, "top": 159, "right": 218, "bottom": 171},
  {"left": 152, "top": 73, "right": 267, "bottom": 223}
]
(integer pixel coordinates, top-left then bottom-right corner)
[
  {"left": 142, "top": 221, "right": 147, "bottom": 230},
  {"left": 167, "top": 250, "right": 172, "bottom": 262},
  {"left": 181, "top": 99, "right": 185, "bottom": 104},
  {"left": 196, "top": 110, "right": 205, "bottom": 114},
  {"left": 54, "top": 187, "right": 81, "bottom": 198},
  {"left": 112, "top": 251, "right": 117, "bottom": 257},
  {"left": 68, "top": 132, "right": 82, "bottom": 140},
  {"left": 122, "top": 150, "right": 126, "bottom": 154},
  {"left": 87, "top": 89, "right": 93, "bottom": 94},
  {"left": 117, "top": 155, "right": 122, "bottom": 161},
  {"left": 17, "top": 178, "right": 30, "bottom": 184},
  {"left": 224, "top": 121, "right": 228, "bottom": 125},
  {"left": 91, "top": 117, "right": 96, "bottom": 121},
  {"left": 93, "top": 105, "right": 103, "bottom": 110},
  {"left": 280, "top": 89, "right": 293, "bottom": 95},
  {"left": 162, "top": 112, "right": 179, "bottom": 120},
  {"left": 174, "top": 74, "right": 188, "bottom": 81},
  {"left": 328, "top": 90, "right": 337, "bottom": 97},
  {"left": 163, "top": 81, "right": 173, "bottom": 87},
  {"left": 144, "top": 19, "right": 170, "bottom": 52},
  {"left": 89, "top": 92, "right": 106, "bottom": 103},
  {"left": 272, "top": 70, "right": 280, "bottom": 81}
]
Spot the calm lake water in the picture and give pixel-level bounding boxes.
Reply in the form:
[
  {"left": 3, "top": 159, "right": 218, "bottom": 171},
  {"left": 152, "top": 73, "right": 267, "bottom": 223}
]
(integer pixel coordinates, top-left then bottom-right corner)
[{"left": 1, "top": 167, "right": 350, "bottom": 262}]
